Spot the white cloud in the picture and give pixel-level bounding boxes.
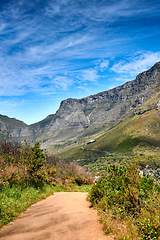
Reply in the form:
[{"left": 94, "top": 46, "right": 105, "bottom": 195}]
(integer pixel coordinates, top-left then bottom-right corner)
[
  {"left": 99, "top": 60, "right": 110, "bottom": 71},
  {"left": 111, "top": 51, "right": 160, "bottom": 77},
  {"left": 79, "top": 0, "right": 160, "bottom": 24},
  {"left": 0, "top": 0, "right": 159, "bottom": 98},
  {"left": 52, "top": 76, "right": 73, "bottom": 90},
  {"left": 0, "top": 99, "right": 20, "bottom": 115},
  {"left": 81, "top": 69, "right": 98, "bottom": 82}
]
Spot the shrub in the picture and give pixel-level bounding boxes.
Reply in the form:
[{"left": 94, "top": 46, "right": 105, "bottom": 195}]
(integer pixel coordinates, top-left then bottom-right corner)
[
  {"left": 0, "top": 139, "right": 20, "bottom": 164},
  {"left": 19, "top": 141, "right": 47, "bottom": 187},
  {"left": 137, "top": 201, "right": 160, "bottom": 240},
  {"left": 51, "top": 160, "right": 93, "bottom": 186},
  {"left": 89, "top": 163, "right": 160, "bottom": 239}
]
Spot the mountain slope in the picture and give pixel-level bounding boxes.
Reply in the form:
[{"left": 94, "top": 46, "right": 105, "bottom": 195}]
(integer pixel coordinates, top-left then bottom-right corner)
[
  {"left": 0, "top": 114, "right": 28, "bottom": 141},
  {"left": 34, "top": 61, "right": 160, "bottom": 148},
  {"left": 57, "top": 94, "right": 160, "bottom": 162},
  {"left": 0, "top": 62, "right": 160, "bottom": 150}
]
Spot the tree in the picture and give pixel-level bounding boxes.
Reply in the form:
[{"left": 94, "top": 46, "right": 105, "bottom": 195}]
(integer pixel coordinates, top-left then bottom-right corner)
[{"left": 20, "top": 141, "right": 46, "bottom": 187}]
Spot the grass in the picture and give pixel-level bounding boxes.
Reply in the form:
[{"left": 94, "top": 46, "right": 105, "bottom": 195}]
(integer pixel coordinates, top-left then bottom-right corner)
[
  {"left": 0, "top": 183, "right": 54, "bottom": 228},
  {"left": 0, "top": 183, "right": 92, "bottom": 229},
  {"left": 56, "top": 108, "right": 160, "bottom": 166},
  {"left": 0, "top": 140, "right": 94, "bottom": 229},
  {"left": 99, "top": 208, "right": 141, "bottom": 240},
  {"left": 69, "top": 184, "right": 92, "bottom": 192},
  {"left": 93, "top": 109, "right": 160, "bottom": 153}
]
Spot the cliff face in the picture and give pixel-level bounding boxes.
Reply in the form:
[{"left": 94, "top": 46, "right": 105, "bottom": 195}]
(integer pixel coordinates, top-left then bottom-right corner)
[
  {"left": 0, "top": 115, "right": 34, "bottom": 142},
  {"left": 0, "top": 62, "right": 160, "bottom": 146}
]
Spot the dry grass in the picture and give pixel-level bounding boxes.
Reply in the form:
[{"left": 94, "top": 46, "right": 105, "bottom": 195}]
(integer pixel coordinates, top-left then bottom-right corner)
[{"left": 99, "top": 209, "right": 141, "bottom": 240}]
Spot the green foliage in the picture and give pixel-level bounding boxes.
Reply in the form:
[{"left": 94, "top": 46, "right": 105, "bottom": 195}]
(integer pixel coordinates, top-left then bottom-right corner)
[
  {"left": 19, "top": 141, "right": 47, "bottom": 187},
  {"left": 123, "top": 163, "right": 141, "bottom": 213},
  {"left": 139, "top": 177, "right": 154, "bottom": 200},
  {"left": 0, "top": 182, "right": 93, "bottom": 229},
  {"left": 28, "top": 142, "right": 45, "bottom": 174},
  {"left": 57, "top": 107, "right": 160, "bottom": 164},
  {"left": 137, "top": 193, "right": 160, "bottom": 240},
  {"left": 0, "top": 183, "right": 55, "bottom": 228},
  {"left": 137, "top": 209, "right": 160, "bottom": 240},
  {"left": 89, "top": 163, "right": 160, "bottom": 239},
  {"left": 0, "top": 139, "right": 93, "bottom": 228},
  {"left": 89, "top": 164, "right": 140, "bottom": 214}
]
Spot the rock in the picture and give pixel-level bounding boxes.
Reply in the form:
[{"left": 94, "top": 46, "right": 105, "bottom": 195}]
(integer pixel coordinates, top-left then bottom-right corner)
[{"left": 0, "top": 61, "right": 160, "bottom": 147}]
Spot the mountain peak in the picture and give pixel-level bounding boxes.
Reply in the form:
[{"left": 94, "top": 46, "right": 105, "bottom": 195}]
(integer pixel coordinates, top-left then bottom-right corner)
[{"left": 0, "top": 62, "right": 160, "bottom": 147}]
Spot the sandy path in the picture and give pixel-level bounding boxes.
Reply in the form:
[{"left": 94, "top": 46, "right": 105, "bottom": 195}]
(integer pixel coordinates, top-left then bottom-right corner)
[{"left": 0, "top": 192, "right": 112, "bottom": 240}]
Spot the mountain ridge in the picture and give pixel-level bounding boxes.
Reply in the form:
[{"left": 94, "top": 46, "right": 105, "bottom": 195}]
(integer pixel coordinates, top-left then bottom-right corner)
[{"left": 0, "top": 62, "right": 160, "bottom": 150}]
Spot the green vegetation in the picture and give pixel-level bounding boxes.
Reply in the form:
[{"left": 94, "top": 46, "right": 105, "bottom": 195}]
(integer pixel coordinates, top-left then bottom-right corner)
[
  {"left": 0, "top": 139, "right": 93, "bottom": 228},
  {"left": 0, "top": 183, "right": 55, "bottom": 227},
  {"left": 0, "top": 183, "right": 92, "bottom": 228},
  {"left": 56, "top": 108, "right": 160, "bottom": 164},
  {"left": 88, "top": 163, "right": 160, "bottom": 240},
  {"left": 90, "top": 109, "right": 160, "bottom": 155},
  {"left": 0, "top": 118, "right": 160, "bottom": 238},
  {"left": 84, "top": 153, "right": 160, "bottom": 177}
]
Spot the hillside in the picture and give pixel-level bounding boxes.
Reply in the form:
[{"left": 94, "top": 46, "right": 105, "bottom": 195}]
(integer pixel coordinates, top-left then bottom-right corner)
[
  {"left": 0, "top": 62, "right": 160, "bottom": 155},
  {"left": 55, "top": 93, "right": 160, "bottom": 165},
  {"left": 0, "top": 115, "right": 28, "bottom": 141},
  {"left": 34, "top": 61, "right": 160, "bottom": 148}
]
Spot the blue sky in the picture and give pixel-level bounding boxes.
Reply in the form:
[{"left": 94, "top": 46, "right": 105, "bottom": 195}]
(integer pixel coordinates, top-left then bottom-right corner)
[{"left": 0, "top": 0, "right": 160, "bottom": 124}]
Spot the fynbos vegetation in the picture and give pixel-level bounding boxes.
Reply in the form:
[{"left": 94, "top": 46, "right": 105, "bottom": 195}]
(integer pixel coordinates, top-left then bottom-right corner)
[
  {"left": 0, "top": 139, "right": 93, "bottom": 228},
  {"left": 89, "top": 163, "right": 160, "bottom": 240}
]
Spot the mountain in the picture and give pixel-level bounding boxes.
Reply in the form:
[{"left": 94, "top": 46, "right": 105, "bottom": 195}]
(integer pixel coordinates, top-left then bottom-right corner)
[
  {"left": 57, "top": 93, "right": 160, "bottom": 163},
  {"left": 0, "top": 62, "right": 160, "bottom": 154},
  {"left": 0, "top": 114, "right": 27, "bottom": 141}
]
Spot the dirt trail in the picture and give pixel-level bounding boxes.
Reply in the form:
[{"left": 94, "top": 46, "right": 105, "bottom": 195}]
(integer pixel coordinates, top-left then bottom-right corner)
[{"left": 0, "top": 192, "right": 112, "bottom": 240}]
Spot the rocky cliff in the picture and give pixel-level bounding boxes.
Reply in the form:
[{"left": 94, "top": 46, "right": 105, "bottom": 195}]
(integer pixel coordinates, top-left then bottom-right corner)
[{"left": 0, "top": 62, "right": 160, "bottom": 147}]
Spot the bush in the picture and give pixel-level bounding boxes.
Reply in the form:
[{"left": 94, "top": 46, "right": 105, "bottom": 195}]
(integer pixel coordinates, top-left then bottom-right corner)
[
  {"left": 0, "top": 139, "right": 94, "bottom": 229},
  {"left": 89, "top": 163, "right": 160, "bottom": 239},
  {"left": 89, "top": 164, "right": 139, "bottom": 214},
  {"left": 19, "top": 141, "right": 47, "bottom": 187},
  {"left": 54, "top": 161, "right": 93, "bottom": 186},
  {"left": 0, "top": 139, "right": 20, "bottom": 164}
]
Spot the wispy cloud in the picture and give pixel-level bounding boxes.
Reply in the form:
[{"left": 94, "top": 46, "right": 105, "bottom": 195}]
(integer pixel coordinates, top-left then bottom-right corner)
[
  {"left": 99, "top": 60, "right": 110, "bottom": 71},
  {"left": 81, "top": 69, "right": 98, "bottom": 82},
  {"left": 111, "top": 51, "right": 160, "bottom": 77},
  {"left": 0, "top": 0, "right": 159, "bottom": 123},
  {"left": 77, "top": 58, "right": 110, "bottom": 83},
  {"left": 52, "top": 76, "right": 73, "bottom": 90},
  {"left": 0, "top": 98, "right": 21, "bottom": 115}
]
